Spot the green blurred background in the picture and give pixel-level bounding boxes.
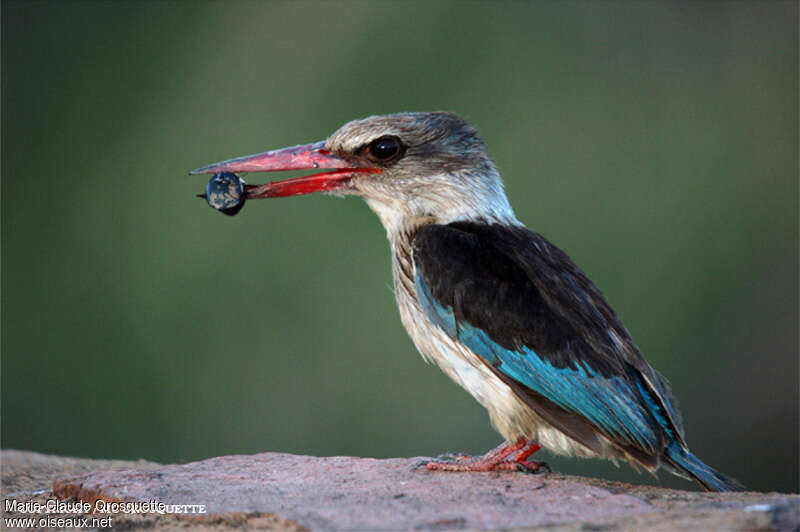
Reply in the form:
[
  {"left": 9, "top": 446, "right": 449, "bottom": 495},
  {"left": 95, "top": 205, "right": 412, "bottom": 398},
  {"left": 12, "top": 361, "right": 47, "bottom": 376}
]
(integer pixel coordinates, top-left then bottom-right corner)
[{"left": 2, "top": 1, "right": 797, "bottom": 493}]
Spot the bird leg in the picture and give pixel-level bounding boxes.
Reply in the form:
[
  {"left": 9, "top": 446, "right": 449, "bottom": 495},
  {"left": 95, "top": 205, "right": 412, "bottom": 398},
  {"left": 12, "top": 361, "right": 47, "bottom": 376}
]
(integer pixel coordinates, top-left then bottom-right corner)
[
  {"left": 417, "top": 439, "right": 548, "bottom": 473},
  {"left": 512, "top": 441, "right": 551, "bottom": 473}
]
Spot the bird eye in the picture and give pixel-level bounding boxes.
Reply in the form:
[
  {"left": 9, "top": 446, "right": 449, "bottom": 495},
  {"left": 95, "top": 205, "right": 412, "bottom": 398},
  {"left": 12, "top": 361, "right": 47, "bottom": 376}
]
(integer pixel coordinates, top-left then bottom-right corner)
[{"left": 367, "top": 136, "right": 403, "bottom": 162}]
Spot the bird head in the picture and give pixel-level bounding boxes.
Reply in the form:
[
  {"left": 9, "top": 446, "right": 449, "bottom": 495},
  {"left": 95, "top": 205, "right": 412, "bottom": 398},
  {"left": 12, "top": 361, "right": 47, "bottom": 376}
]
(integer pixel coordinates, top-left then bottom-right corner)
[{"left": 191, "top": 112, "right": 516, "bottom": 233}]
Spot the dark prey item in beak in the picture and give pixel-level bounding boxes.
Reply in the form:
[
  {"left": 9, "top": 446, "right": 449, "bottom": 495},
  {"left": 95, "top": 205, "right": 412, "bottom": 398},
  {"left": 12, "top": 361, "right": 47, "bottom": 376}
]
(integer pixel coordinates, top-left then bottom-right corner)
[
  {"left": 190, "top": 141, "right": 380, "bottom": 201},
  {"left": 199, "top": 172, "right": 247, "bottom": 216}
]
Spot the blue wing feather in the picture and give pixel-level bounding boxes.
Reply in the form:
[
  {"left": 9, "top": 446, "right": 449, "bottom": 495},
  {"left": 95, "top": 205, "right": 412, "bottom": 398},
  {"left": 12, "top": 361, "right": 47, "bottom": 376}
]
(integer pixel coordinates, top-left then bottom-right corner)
[{"left": 415, "top": 271, "right": 661, "bottom": 453}]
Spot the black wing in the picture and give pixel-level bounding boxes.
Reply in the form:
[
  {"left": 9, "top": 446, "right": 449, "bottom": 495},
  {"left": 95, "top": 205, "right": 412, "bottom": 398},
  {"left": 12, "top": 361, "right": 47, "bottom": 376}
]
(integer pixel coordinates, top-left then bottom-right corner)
[{"left": 412, "top": 221, "right": 684, "bottom": 464}]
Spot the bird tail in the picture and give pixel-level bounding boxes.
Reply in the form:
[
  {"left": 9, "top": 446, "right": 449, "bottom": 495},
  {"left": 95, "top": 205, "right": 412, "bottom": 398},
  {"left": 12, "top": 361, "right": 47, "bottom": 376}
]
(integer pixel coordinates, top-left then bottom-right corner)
[{"left": 663, "top": 441, "right": 744, "bottom": 492}]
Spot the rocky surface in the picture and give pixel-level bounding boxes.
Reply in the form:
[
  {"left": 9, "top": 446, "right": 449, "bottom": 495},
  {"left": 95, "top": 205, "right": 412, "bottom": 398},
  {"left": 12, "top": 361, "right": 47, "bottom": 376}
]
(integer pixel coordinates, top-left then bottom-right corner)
[{"left": 2, "top": 449, "right": 798, "bottom": 531}]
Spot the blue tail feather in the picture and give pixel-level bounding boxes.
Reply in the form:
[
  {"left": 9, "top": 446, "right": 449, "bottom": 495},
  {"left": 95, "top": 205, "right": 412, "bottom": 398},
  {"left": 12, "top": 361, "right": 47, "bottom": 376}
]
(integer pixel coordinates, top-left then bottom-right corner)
[{"left": 663, "top": 441, "right": 743, "bottom": 492}]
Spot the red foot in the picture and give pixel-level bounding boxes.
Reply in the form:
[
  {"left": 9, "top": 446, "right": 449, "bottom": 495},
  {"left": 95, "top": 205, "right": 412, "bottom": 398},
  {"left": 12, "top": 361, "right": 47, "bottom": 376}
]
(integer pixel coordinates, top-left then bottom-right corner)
[{"left": 420, "top": 439, "right": 548, "bottom": 473}]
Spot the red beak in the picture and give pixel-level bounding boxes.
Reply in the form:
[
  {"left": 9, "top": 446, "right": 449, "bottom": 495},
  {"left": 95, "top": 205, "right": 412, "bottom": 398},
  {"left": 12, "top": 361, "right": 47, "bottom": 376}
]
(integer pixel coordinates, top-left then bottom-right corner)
[{"left": 190, "top": 141, "right": 380, "bottom": 198}]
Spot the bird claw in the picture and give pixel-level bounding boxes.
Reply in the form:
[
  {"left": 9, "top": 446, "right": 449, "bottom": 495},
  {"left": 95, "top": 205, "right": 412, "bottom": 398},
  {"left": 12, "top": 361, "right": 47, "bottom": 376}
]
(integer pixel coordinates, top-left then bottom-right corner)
[
  {"left": 435, "top": 452, "right": 471, "bottom": 462},
  {"left": 515, "top": 460, "right": 551, "bottom": 474},
  {"left": 414, "top": 452, "right": 471, "bottom": 469},
  {"left": 413, "top": 458, "right": 433, "bottom": 469}
]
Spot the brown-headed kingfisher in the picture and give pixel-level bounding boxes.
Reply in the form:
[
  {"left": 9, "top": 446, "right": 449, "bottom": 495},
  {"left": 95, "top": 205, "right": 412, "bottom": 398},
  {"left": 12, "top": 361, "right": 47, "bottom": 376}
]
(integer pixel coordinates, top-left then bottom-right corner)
[{"left": 191, "top": 112, "right": 742, "bottom": 491}]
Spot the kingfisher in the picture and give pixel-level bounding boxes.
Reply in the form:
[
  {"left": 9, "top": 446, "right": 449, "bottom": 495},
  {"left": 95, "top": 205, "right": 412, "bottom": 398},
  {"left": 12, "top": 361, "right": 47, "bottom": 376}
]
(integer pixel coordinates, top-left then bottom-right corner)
[{"left": 191, "top": 112, "right": 742, "bottom": 491}]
